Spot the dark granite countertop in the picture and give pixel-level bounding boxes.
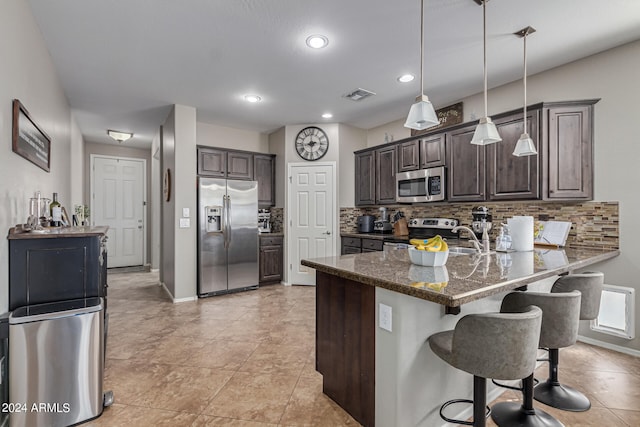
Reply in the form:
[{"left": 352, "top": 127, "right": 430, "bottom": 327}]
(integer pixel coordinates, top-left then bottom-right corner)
[
  {"left": 341, "top": 232, "right": 410, "bottom": 242},
  {"left": 8, "top": 225, "right": 109, "bottom": 239},
  {"left": 301, "top": 247, "right": 619, "bottom": 307}
]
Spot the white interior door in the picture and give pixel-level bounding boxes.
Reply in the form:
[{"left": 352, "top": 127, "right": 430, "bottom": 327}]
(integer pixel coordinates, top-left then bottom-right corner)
[
  {"left": 289, "top": 163, "right": 336, "bottom": 285},
  {"left": 92, "top": 156, "right": 145, "bottom": 268}
]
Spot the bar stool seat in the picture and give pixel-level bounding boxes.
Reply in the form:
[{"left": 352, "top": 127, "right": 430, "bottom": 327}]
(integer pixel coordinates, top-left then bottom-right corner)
[
  {"left": 493, "top": 289, "right": 582, "bottom": 427},
  {"left": 428, "top": 306, "right": 542, "bottom": 427},
  {"left": 535, "top": 271, "right": 604, "bottom": 411}
]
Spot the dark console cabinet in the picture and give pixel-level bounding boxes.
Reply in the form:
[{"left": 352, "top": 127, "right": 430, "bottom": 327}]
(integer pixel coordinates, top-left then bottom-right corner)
[{"left": 8, "top": 227, "right": 108, "bottom": 311}]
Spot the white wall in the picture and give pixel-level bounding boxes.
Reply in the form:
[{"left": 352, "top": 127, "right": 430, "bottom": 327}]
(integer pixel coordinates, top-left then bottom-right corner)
[
  {"left": 367, "top": 39, "right": 640, "bottom": 351},
  {"left": 367, "top": 119, "right": 410, "bottom": 148},
  {"left": 151, "top": 129, "right": 161, "bottom": 270},
  {"left": 0, "top": 0, "right": 81, "bottom": 311},
  {"left": 338, "top": 124, "right": 367, "bottom": 207},
  {"left": 270, "top": 127, "right": 286, "bottom": 208},
  {"left": 196, "top": 122, "right": 268, "bottom": 153}
]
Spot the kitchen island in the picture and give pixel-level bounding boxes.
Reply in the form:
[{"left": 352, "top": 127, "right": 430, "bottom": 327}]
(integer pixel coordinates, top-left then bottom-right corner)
[{"left": 301, "top": 246, "right": 619, "bottom": 427}]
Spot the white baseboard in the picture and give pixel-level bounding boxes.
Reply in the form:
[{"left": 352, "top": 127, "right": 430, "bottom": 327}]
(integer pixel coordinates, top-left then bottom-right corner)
[
  {"left": 578, "top": 335, "right": 640, "bottom": 358},
  {"left": 150, "top": 268, "right": 159, "bottom": 272},
  {"left": 159, "top": 281, "right": 197, "bottom": 303}
]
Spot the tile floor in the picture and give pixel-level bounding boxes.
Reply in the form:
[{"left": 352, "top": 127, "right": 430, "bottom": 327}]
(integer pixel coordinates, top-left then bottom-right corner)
[{"left": 85, "top": 271, "right": 640, "bottom": 426}]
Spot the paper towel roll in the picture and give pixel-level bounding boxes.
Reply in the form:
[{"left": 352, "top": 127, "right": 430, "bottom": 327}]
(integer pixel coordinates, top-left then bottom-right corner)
[{"left": 507, "top": 216, "right": 534, "bottom": 251}]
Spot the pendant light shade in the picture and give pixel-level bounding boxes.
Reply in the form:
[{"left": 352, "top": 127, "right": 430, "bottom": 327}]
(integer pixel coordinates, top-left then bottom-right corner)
[
  {"left": 471, "top": 0, "right": 501, "bottom": 145},
  {"left": 404, "top": 0, "right": 439, "bottom": 131},
  {"left": 512, "top": 26, "right": 537, "bottom": 157},
  {"left": 405, "top": 95, "right": 439, "bottom": 130}
]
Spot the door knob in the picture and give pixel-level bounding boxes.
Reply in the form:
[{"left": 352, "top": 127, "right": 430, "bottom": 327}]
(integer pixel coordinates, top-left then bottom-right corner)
[{"left": 322, "top": 231, "right": 331, "bottom": 235}]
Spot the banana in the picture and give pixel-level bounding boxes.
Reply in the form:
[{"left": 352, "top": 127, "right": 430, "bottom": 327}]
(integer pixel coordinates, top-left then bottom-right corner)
[{"left": 410, "top": 235, "right": 448, "bottom": 252}]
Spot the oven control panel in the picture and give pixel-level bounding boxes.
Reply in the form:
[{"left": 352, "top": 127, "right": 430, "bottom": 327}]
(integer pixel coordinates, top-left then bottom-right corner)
[{"left": 408, "top": 217, "right": 458, "bottom": 229}]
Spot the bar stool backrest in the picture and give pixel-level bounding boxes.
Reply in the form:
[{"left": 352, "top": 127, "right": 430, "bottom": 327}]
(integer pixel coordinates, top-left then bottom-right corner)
[{"left": 551, "top": 272, "right": 604, "bottom": 321}]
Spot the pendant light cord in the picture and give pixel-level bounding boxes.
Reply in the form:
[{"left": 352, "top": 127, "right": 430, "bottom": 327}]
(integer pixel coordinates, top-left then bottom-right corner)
[
  {"left": 420, "top": 0, "right": 424, "bottom": 97},
  {"left": 523, "top": 31, "right": 528, "bottom": 132},
  {"left": 482, "top": 0, "right": 488, "bottom": 117}
]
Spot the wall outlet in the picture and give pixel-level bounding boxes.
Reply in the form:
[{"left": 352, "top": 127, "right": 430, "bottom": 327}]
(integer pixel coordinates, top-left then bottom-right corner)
[
  {"left": 179, "top": 218, "right": 190, "bottom": 228},
  {"left": 379, "top": 303, "right": 392, "bottom": 332}
]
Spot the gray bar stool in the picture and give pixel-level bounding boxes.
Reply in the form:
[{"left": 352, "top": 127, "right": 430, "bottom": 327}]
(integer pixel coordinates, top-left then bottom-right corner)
[
  {"left": 535, "top": 271, "right": 604, "bottom": 411},
  {"left": 428, "top": 306, "right": 542, "bottom": 427},
  {"left": 493, "top": 290, "right": 582, "bottom": 426}
]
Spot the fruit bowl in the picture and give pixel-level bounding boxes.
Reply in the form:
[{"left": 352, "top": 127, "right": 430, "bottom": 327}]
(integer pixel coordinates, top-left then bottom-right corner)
[{"left": 408, "top": 246, "right": 449, "bottom": 267}]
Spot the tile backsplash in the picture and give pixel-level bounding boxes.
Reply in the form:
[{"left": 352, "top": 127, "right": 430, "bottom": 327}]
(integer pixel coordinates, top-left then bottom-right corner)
[{"left": 340, "top": 201, "right": 619, "bottom": 250}]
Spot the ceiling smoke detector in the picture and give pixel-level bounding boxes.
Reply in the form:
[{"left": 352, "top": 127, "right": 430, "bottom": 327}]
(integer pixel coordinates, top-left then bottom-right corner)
[{"left": 342, "top": 88, "right": 376, "bottom": 102}]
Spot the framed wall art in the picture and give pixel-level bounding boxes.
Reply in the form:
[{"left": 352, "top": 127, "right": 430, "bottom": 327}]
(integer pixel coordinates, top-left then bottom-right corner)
[{"left": 12, "top": 99, "right": 51, "bottom": 172}]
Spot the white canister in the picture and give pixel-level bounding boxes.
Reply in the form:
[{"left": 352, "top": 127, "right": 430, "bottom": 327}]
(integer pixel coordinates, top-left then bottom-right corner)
[{"left": 507, "top": 216, "right": 534, "bottom": 251}]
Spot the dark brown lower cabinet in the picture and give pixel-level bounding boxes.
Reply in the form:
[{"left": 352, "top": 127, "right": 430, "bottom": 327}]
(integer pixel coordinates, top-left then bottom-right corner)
[
  {"left": 259, "top": 235, "right": 283, "bottom": 284},
  {"left": 316, "top": 271, "right": 375, "bottom": 427}
]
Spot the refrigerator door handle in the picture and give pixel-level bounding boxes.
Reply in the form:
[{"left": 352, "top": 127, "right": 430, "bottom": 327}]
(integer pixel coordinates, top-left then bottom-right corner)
[
  {"left": 226, "top": 195, "right": 232, "bottom": 246},
  {"left": 222, "top": 195, "right": 228, "bottom": 249}
]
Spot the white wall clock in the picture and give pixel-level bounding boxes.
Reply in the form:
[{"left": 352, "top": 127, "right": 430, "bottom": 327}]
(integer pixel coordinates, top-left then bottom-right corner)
[{"left": 295, "top": 126, "right": 329, "bottom": 161}]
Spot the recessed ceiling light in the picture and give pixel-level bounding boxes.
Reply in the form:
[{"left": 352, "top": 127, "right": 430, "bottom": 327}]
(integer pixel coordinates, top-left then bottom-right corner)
[
  {"left": 244, "top": 94, "right": 262, "bottom": 103},
  {"left": 321, "top": 113, "right": 333, "bottom": 119},
  {"left": 306, "top": 35, "right": 329, "bottom": 49},
  {"left": 397, "top": 74, "right": 415, "bottom": 83}
]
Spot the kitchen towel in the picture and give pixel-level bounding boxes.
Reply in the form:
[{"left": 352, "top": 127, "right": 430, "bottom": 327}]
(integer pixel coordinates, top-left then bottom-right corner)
[{"left": 508, "top": 216, "right": 534, "bottom": 251}]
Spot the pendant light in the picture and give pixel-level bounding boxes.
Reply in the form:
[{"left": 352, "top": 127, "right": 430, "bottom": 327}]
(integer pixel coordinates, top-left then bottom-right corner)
[
  {"left": 512, "top": 26, "right": 538, "bottom": 156},
  {"left": 471, "top": 0, "right": 501, "bottom": 145},
  {"left": 404, "top": 0, "right": 439, "bottom": 131}
]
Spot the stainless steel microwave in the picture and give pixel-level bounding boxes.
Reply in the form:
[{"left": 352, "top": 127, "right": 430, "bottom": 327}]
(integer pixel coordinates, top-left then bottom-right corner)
[{"left": 396, "top": 166, "right": 446, "bottom": 203}]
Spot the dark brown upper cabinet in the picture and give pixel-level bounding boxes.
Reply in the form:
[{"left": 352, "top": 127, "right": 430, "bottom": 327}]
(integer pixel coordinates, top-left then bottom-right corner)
[
  {"left": 487, "top": 110, "right": 540, "bottom": 200},
  {"left": 354, "top": 151, "right": 376, "bottom": 206},
  {"left": 227, "top": 151, "right": 253, "bottom": 180},
  {"left": 254, "top": 154, "right": 275, "bottom": 207},
  {"left": 447, "top": 125, "right": 486, "bottom": 202},
  {"left": 545, "top": 103, "right": 594, "bottom": 200},
  {"left": 420, "top": 134, "right": 446, "bottom": 168},
  {"left": 376, "top": 146, "right": 397, "bottom": 204},
  {"left": 398, "top": 140, "right": 420, "bottom": 172},
  {"left": 198, "top": 147, "right": 226, "bottom": 177}
]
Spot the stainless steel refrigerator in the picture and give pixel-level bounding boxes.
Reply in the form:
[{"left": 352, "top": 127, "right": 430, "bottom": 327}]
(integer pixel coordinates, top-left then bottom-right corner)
[{"left": 198, "top": 177, "right": 259, "bottom": 296}]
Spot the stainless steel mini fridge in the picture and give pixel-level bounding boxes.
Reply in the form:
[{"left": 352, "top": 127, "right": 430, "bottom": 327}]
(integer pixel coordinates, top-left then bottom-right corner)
[
  {"left": 9, "top": 297, "right": 105, "bottom": 427},
  {"left": 198, "top": 177, "right": 259, "bottom": 296}
]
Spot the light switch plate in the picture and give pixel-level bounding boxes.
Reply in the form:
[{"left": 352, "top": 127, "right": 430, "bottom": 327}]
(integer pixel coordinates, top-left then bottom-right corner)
[
  {"left": 379, "top": 303, "right": 392, "bottom": 332},
  {"left": 182, "top": 207, "right": 190, "bottom": 218},
  {"left": 179, "top": 218, "right": 190, "bottom": 228}
]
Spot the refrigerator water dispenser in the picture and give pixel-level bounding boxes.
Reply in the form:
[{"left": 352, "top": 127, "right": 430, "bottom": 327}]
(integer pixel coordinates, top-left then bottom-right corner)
[{"left": 206, "top": 206, "right": 222, "bottom": 232}]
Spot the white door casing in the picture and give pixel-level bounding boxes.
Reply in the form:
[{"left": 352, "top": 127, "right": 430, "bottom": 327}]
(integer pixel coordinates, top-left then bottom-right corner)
[
  {"left": 91, "top": 155, "right": 146, "bottom": 268},
  {"left": 288, "top": 163, "right": 337, "bottom": 285}
]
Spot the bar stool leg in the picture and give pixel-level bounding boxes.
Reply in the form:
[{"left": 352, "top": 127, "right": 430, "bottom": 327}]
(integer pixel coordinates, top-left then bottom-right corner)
[
  {"left": 474, "top": 376, "right": 487, "bottom": 427},
  {"left": 534, "top": 349, "right": 591, "bottom": 411},
  {"left": 491, "top": 374, "right": 563, "bottom": 427}
]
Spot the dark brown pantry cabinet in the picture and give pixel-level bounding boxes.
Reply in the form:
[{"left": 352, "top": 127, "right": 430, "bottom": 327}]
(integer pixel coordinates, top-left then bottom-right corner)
[{"left": 259, "top": 234, "right": 283, "bottom": 284}]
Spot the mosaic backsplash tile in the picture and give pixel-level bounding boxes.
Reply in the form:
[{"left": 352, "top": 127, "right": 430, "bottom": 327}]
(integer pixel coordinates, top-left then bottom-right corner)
[{"left": 340, "top": 201, "right": 619, "bottom": 250}]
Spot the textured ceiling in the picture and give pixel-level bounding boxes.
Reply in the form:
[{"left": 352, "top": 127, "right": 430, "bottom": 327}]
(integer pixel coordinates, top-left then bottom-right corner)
[{"left": 26, "top": 0, "right": 640, "bottom": 148}]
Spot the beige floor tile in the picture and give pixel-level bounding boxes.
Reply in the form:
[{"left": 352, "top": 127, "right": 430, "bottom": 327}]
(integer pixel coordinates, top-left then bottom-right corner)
[
  {"left": 570, "top": 370, "right": 640, "bottom": 411},
  {"left": 129, "top": 365, "right": 235, "bottom": 413},
  {"left": 192, "top": 415, "right": 278, "bottom": 426},
  {"left": 279, "top": 375, "right": 359, "bottom": 426},
  {"left": 202, "top": 372, "right": 298, "bottom": 423},
  {"left": 238, "top": 343, "right": 310, "bottom": 376},
  {"left": 97, "top": 405, "right": 198, "bottom": 427},
  {"left": 186, "top": 339, "right": 260, "bottom": 370},
  {"left": 80, "top": 403, "right": 130, "bottom": 427},
  {"left": 610, "top": 408, "right": 640, "bottom": 426},
  {"left": 103, "top": 360, "right": 172, "bottom": 403}
]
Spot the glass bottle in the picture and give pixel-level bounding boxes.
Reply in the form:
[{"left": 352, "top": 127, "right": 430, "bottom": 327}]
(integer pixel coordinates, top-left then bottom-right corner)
[{"left": 50, "top": 192, "right": 62, "bottom": 227}]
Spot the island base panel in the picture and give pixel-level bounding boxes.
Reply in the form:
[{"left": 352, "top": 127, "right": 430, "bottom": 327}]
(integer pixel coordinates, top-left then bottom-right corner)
[{"left": 316, "top": 271, "right": 375, "bottom": 427}]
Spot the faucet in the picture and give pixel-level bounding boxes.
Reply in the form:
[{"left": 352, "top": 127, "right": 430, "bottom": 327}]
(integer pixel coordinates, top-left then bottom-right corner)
[{"left": 452, "top": 225, "right": 491, "bottom": 254}]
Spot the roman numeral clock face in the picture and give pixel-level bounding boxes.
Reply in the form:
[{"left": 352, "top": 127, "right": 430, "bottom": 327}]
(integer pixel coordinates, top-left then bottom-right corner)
[{"left": 295, "top": 126, "right": 329, "bottom": 161}]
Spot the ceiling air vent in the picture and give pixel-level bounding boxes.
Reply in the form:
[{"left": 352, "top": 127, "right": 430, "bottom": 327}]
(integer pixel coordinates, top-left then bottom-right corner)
[{"left": 342, "top": 88, "right": 376, "bottom": 102}]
